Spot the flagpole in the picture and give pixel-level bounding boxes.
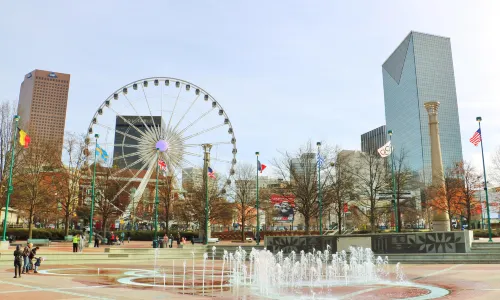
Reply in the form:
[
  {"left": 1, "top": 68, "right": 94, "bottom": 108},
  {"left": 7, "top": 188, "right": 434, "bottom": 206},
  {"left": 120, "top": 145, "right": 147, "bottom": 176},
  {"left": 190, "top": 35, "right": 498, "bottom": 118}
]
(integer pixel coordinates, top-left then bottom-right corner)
[
  {"left": 317, "top": 142, "right": 323, "bottom": 235},
  {"left": 1, "top": 115, "right": 19, "bottom": 242},
  {"left": 388, "top": 130, "right": 398, "bottom": 233},
  {"left": 88, "top": 134, "right": 99, "bottom": 247},
  {"left": 153, "top": 148, "right": 160, "bottom": 248},
  {"left": 477, "top": 117, "right": 492, "bottom": 242},
  {"left": 255, "top": 152, "right": 260, "bottom": 246},
  {"left": 202, "top": 144, "right": 212, "bottom": 245}
]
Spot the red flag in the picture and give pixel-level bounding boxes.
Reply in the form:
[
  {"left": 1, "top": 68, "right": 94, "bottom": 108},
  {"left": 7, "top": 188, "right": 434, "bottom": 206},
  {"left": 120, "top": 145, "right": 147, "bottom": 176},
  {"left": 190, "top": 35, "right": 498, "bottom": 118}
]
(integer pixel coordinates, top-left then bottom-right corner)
[{"left": 258, "top": 160, "right": 267, "bottom": 173}]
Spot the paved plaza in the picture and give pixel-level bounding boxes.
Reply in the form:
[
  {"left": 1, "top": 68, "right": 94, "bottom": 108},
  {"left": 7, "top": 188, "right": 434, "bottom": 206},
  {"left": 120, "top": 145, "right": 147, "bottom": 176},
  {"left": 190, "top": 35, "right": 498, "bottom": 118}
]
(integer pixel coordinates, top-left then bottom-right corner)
[{"left": 1, "top": 258, "right": 500, "bottom": 299}]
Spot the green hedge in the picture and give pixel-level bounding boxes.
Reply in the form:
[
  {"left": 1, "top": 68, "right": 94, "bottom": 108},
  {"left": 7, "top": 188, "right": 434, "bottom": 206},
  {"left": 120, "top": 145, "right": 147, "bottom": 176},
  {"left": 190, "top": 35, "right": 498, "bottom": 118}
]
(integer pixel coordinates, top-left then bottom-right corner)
[
  {"left": 4, "top": 229, "right": 83, "bottom": 240},
  {"left": 473, "top": 229, "right": 500, "bottom": 238},
  {"left": 101, "top": 230, "right": 199, "bottom": 241}
]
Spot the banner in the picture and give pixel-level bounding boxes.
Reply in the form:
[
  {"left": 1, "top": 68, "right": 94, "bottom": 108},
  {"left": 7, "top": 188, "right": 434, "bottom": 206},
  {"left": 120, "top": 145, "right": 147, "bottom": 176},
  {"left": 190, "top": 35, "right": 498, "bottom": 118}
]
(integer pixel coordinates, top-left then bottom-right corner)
[{"left": 270, "top": 194, "right": 295, "bottom": 222}]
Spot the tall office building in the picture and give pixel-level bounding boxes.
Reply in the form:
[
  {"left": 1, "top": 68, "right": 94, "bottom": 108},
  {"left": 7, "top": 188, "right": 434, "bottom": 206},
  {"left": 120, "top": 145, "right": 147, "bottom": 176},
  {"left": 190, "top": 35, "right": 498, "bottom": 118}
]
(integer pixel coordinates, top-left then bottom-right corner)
[
  {"left": 113, "top": 116, "right": 165, "bottom": 169},
  {"left": 18, "top": 70, "right": 70, "bottom": 159},
  {"left": 382, "top": 32, "right": 463, "bottom": 184},
  {"left": 361, "top": 125, "right": 387, "bottom": 154}
]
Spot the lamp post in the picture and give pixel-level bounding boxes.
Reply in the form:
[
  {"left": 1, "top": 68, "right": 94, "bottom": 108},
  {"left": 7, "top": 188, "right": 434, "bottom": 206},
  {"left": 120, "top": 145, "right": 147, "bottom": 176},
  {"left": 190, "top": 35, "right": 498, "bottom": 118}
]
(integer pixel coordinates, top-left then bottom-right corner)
[
  {"left": 317, "top": 142, "right": 323, "bottom": 235},
  {"left": 153, "top": 148, "right": 160, "bottom": 248},
  {"left": 476, "top": 117, "right": 492, "bottom": 242},
  {"left": 202, "top": 144, "right": 212, "bottom": 245},
  {"left": 255, "top": 152, "right": 260, "bottom": 245},
  {"left": 2, "top": 115, "right": 19, "bottom": 242},
  {"left": 88, "top": 134, "right": 98, "bottom": 247},
  {"left": 388, "top": 130, "right": 398, "bottom": 232}
]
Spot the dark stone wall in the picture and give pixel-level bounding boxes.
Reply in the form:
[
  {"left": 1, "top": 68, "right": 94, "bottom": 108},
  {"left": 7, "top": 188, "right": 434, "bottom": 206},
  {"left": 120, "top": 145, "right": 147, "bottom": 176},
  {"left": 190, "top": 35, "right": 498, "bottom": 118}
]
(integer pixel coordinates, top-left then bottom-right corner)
[
  {"left": 265, "top": 231, "right": 469, "bottom": 254},
  {"left": 371, "top": 232, "right": 466, "bottom": 254},
  {"left": 265, "top": 235, "right": 337, "bottom": 254}
]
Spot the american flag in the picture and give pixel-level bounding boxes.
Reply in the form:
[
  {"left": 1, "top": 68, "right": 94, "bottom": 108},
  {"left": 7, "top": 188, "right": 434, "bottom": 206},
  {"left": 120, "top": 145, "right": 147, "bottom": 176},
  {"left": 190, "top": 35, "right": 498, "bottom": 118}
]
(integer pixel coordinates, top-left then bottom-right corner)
[
  {"left": 207, "top": 167, "right": 216, "bottom": 179},
  {"left": 469, "top": 129, "right": 482, "bottom": 146}
]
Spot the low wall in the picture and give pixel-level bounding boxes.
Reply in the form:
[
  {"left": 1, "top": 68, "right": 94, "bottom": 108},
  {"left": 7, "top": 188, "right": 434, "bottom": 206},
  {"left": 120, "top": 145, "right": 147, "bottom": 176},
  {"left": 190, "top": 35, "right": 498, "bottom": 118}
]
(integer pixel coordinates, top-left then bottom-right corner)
[{"left": 265, "top": 231, "right": 472, "bottom": 254}]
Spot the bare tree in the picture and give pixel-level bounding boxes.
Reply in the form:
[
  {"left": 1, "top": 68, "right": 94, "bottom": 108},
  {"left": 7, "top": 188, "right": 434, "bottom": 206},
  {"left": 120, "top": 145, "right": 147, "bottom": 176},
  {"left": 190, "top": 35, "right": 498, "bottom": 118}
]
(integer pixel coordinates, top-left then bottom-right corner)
[
  {"left": 493, "top": 146, "right": 500, "bottom": 184},
  {"left": 391, "top": 148, "right": 420, "bottom": 230},
  {"left": 93, "top": 166, "right": 128, "bottom": 238},
  {"left": 158, "top": 175, "right": 174, "bottom": 234},
  {"left": 0, "top": 99, "right": 17, "bottom": 182},
  {"left": 350, "top": 150, "right": 388, "bottom": 233},
  {"left": 182, "top": 173, "right": 232, "bottom": 236},
  {"left": 13, "top": 140, "right": 59, "bottom": 238},
  {"left": 323, "top": 148, "right": 355, "bottom": 234},
  {"left": 453, "top": 161, "right": 481, "bottom": 227},
  {"left": 52, "top": 133, "right": 87, "bottom": 236},
  {"left": 233, "top": 163, "right": 256, "bottom": 241},
  {"left": 273, "top": 141, "right": 335, "bottom": 234}
]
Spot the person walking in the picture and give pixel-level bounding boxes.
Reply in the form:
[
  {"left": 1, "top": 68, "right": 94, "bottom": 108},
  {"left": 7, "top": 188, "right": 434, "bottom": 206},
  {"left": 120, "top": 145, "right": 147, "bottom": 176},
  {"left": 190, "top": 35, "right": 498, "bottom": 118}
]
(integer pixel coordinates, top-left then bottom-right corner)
[
  {"left": 72, "top": 234, "right": 80, "bottom": 253},
  {"left": 13, "top": 245, "right": 23, "bottom": 278},
  {"left": 127, "top": 232, "right": 131, "bottom": 243},
  {"left": 79, "top": 234, "right": 85, "bottom": 252},
  {"left": 169, "top": 234, "right": 174, "bottom": 248},
  {"left": 120, "top": 232, "right": 125, "bottom": 245},
  {"left": 28, "top": 246, "right": 39, "bottom": 273},
  {"left": 21, "top": 243, "right": 32, "bottom": 274},
  {"left": 94, "top": 233, "right": 101, "bottom": 248}
]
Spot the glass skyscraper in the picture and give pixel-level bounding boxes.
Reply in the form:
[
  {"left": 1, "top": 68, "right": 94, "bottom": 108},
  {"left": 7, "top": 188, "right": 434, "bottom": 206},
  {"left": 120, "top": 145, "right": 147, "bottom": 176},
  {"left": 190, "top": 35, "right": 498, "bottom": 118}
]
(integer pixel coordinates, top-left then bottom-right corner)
[
  {"left": 382, "top": 31, "right": 463, "bottom": 184},
  {"left": 361, "top": 125, "right": 387, "bottom": 154}
]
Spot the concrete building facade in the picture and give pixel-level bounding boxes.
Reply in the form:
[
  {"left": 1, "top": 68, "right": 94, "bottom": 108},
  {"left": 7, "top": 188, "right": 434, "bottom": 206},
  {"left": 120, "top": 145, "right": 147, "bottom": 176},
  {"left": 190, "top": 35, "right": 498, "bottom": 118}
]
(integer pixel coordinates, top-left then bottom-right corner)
[{"left": 18, "top": 70, "right": 70, "bottom": 160}]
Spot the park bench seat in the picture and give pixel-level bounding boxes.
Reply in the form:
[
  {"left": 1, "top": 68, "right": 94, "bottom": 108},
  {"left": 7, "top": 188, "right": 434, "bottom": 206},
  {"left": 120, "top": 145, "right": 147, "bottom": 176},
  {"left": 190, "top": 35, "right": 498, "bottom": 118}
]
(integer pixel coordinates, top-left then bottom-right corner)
[
  {"left": 64, "top": 235, "right": 73, "bottom": 242},
  {"left": 27, "top": 238, "right": 51, "bottom": 246}
]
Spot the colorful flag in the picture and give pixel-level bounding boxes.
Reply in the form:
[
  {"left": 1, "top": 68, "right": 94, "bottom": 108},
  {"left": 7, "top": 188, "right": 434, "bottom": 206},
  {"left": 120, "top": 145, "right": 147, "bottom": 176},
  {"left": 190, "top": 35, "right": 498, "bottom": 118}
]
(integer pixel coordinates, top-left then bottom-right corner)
[
  {"left": 258, "top": 160, "right": 267, "bottom": 173},
  {"left": 317, "top": 153, "right": 325, "bottom": 167},
  {"left": 158, "top": 159, "right": 167, "bottom": 176},
  {"left": 469, "top": 129, "right": 482, "bottom": 146},
  {"left": 377, "top": 141, "right": 392, "bottom": 158},
  {"left": 95, "top": 144, "right": 109, "bottom": 163},
  {"left": 208, "top": 167, "right": 216, "bottom": 179},
  {"left": 18, "top": 128, "right": 30, "bottom": 148}
]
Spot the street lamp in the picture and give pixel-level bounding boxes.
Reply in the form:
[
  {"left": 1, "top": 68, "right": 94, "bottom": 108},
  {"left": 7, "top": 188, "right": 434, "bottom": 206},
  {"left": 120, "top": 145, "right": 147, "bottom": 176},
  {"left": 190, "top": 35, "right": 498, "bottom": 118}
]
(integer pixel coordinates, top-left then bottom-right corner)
[
  {"left": 316, "top": 142, "right": 323, "bottom": 235},
  {"left": 153, "top": 148, "right": 160, "bottom": 248},
  {"left": 202, "top": 144, "right": 212, "bottom": 245},
  {"left": 388, "top": 130, "right": 398, "bottom": 233},
  {"left": 88, "top": 134, "right": 99, "bottom": 247},
  {"left": 477, "top": 116, "right": 492, "bottom": 242},
  {"left": 255, "top": 151, "right": 260, "bottom": 245}
]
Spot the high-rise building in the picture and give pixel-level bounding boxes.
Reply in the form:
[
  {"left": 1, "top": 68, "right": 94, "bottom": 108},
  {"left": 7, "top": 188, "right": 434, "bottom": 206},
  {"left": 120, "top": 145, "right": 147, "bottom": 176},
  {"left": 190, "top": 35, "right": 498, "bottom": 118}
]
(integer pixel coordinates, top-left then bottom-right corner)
[
  {"left": 113, "top": 116, "right": 165, "bottom": 170},
  {"left": 18, "top": 70, "right": 70, "bottom": 159},
  {"left": 382, "top": 32, "right": 463, "bottom": 184},
  {"left": 361, "top": 125, "right": 387, "bottom": 154}
]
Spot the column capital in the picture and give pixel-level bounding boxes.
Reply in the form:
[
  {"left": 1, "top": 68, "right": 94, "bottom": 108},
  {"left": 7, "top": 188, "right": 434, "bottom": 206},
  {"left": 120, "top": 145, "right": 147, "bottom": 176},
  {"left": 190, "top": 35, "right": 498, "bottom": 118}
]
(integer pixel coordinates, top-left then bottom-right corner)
[{"left": 424, "top": 101, "right": 440, "bottom": 115}]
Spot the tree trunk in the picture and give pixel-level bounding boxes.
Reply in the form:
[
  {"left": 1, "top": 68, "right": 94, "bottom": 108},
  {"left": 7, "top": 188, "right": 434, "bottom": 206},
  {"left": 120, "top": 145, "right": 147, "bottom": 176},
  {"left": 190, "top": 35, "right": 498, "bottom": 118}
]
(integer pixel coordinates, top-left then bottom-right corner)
[
  {"left": 102, "top": 218, "right": 108, "bottom": 239},
  {"left": 337, "top": 209, "right": 343, "bottom": 234},
  {"left": 64, "top": 211, "right": 70, "bottom": 236},
  {"left": 165, "top": 205, "right": 170, "bottom": 235},
  {"left": 241, "top": 213, "right": 246, "bottom": 242},
  {"left": 304, "top": 215, "right": 310, "bottom": 235},
  {"left": 397, "top": 199, "right": 403, "bottom": 231},
  {"left": 370, "top": 208, "right": 376, "bottom": 233},
  {"left": 467, "top": 206, "right": 471, "bottom": 229},
  {"left": 28, "top": 212, "right": 34, "bottom": 239}
]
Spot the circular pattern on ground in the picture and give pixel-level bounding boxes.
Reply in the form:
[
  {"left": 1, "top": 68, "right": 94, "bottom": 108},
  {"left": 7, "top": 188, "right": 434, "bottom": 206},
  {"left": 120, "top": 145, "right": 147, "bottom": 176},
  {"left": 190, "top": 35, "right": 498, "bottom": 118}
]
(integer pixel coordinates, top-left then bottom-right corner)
[{"left": 38, "top": 267, "right": 449, "bottom": 299}]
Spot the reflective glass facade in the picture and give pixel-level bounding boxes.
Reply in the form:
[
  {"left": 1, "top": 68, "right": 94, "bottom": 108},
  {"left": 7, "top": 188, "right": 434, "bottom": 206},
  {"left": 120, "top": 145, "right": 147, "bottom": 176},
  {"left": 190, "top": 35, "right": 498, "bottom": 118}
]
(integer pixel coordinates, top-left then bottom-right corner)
[
  {"left": 382, "top": 32, "right": 463, "bottom": 184},
  {"left": 361, "top": 125, "right": 387, "bottom": 154}
]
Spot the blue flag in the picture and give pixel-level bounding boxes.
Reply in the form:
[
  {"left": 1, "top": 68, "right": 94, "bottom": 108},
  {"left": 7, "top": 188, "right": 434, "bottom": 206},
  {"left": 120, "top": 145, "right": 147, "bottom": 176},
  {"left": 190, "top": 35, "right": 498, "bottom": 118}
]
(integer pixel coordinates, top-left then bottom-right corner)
[
  {"left": 95, "top": 144, "right": 109, "bottom": 163},
  {"left": 317, "top": 152, "right": 324, "bottom": 168}
]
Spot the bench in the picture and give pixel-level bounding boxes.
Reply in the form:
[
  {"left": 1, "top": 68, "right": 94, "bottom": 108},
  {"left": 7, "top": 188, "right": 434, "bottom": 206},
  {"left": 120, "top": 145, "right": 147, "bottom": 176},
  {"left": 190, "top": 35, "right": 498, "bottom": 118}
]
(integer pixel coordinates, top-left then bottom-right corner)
[
  {"left": 193, "top": 237, "right": 219, "bottom": 244},
  {"left": 64, "top": 235, "right": 73, "bottom": 242},
  {"left": 27, "top": 239, "right": 51, "bottom": 246}
]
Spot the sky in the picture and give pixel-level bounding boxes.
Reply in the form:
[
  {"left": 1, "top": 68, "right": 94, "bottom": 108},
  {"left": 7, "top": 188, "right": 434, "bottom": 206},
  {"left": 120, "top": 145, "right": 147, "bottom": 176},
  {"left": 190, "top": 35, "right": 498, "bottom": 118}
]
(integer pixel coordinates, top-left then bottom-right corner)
[{"left": 1, "top": 1, "right": 499, "bottom": 181}]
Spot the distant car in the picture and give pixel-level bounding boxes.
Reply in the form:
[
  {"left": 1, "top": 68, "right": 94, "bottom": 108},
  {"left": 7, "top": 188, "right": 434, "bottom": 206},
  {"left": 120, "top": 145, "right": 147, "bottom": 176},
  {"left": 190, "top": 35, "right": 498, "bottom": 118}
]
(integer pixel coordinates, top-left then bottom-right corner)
[
  {"left": 245, "top": 237, "right": 253, "bottom": 242},
  {"left": 47, "top": 224, "right": 55, "bottom": 229}
]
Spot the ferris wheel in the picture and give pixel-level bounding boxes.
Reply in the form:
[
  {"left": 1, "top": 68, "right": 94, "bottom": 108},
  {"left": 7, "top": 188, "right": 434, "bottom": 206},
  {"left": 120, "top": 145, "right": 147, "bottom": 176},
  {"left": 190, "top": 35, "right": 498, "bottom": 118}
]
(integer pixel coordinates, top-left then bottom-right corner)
[{"left": 85, "top": 77, "right": 237, "bottom": 220}]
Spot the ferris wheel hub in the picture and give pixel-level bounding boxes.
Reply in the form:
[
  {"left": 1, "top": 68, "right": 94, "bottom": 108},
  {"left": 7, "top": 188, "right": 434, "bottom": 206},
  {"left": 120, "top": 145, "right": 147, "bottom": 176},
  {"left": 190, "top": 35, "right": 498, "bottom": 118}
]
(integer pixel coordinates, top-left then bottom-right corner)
[{"left": 155, "top": 140, "right": 169, "bottom": 152}]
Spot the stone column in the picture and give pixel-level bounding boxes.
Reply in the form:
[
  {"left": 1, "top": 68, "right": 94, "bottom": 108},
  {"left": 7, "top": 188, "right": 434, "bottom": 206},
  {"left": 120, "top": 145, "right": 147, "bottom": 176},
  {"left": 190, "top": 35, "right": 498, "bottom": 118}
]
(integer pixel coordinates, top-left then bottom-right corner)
[{"left": 424, "top": 102, "right": 450, "bottom": 232}]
